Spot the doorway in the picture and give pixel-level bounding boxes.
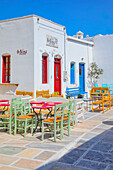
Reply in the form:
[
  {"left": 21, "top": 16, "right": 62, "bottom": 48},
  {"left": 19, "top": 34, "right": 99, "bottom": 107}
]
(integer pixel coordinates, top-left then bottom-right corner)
[
  {"left": 54, "top": 58, "right": 61, "bottom": 95},
  {"left": 79, "top": 63, "right": 85, "bottom": 92}
]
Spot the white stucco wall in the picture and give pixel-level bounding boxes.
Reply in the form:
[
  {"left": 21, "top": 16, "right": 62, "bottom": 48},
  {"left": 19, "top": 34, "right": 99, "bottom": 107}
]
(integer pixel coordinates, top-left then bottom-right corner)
[
  {"left": 93, "top": 35, "right": 113, "bottom": 85},
  {"left": 33, "top": 16, "right": 65, "bottom": 95},
  {"left": 66, "top": 37, "right": 94, "bottom": 94},
  {"left": 0, "top": 17, "right": 34, "bottom": 91}
]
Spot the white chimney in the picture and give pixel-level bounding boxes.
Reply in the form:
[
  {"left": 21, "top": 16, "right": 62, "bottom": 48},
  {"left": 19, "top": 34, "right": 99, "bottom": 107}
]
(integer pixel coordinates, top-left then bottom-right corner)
[{"left": 76, "top": 31, "right": 84, "bottom": 39}]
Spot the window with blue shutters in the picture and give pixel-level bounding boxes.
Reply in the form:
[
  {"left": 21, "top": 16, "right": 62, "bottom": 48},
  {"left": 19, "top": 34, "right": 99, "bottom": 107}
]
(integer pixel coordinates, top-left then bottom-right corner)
[{"left": 70, "top": 62, "right": 75, "bottom": 84}]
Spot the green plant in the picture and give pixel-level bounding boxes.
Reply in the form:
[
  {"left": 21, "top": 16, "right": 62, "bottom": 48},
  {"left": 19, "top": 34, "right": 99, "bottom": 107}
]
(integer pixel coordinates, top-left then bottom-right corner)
[
  {"left": 88, "top": 62, "right": 103, "bottom": 88},
  {"left": 54, "top": 91, "right": 59, "bottom": 95}
]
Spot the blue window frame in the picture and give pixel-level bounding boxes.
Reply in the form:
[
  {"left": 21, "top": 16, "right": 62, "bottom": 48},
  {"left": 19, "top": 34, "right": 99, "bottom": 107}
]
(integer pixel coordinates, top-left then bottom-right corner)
[{"left": 70, "top": 62, "right": 75, "bottom": 84}]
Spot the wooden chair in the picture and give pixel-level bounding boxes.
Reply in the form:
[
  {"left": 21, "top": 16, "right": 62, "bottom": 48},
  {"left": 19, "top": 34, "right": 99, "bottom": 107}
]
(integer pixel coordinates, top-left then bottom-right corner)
[
  {"left": 36, "top": 90, "right": 49, "bottom": 98},
  {"left": 42, "top": 102, "right": 72, "bottom": 142},
  {"left": 92, "top": 93, "right": 111, "bottom": 113},
  {"left": 69, "top": 100, "right": 76, "bottom": 128},
  {"left": 14, "top": 100, "right": 34, "bottom": 137},
  {"left": 16, "top": 90, "right": 34, "bottom": 98},
  {"left": 0, "top": 97, "right": 21, "bottom": 134}
]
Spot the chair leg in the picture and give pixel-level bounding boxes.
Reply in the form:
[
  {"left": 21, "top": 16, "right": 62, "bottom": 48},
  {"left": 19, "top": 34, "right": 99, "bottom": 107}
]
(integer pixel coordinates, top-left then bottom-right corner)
[
  {"left": 31, "top": 118, "right": 33, "bottom": 135},
  {"left": 24, "top": 119, "right": 27, "bottom": 137},
  {"left": 9, "top": 118, "right": 12, "bottom": 135},
  {"left": 42, "top": 121, "right": 44, "bottom": 141},
  {"left": 54, "top": 122, "right": 56, "bottom": 142},
  {"left": 14, "top": 119, "right": 17, "bottom": 136}
]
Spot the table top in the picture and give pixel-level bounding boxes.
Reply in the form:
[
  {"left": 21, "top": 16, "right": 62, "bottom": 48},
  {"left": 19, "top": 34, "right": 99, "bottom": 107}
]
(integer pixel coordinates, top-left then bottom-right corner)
[
  {"left": 30, "top": 101, "right": 45, "bottom": 105},
  {"left": 32, "top": 105, "right": 53, "bottom": 109},
  {"left": 0, "top": 103, "right": 10, "bottom": 106},
  {"left": 0, "top": 100, "right": 9, "bottom": 102},
  {"left": 45, "top": 102, "right": 62, "bottom": 106}
]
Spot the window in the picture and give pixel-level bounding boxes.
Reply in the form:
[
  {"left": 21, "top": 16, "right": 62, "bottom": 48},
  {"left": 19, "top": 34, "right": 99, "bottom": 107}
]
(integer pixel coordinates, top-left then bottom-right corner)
[
  {"left": 42, "top": 55, "right": 47, "bottom": 83},
  {"left": 2, "top": 55, "right": 11, "bottom": 83},
  {"left": 70, "top": 62, "right": 75, "bottom": 84}
]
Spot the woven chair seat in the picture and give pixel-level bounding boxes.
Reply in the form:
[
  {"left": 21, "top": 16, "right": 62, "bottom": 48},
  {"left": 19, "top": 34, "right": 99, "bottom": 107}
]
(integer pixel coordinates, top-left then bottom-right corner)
[{"left": 17, "top": 115, "right": 32, "bottom": 119}]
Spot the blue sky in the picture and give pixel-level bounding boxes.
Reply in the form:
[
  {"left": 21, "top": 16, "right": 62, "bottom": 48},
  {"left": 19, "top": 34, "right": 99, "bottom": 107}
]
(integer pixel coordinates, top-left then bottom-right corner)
[{"left": 0, "top": 0, "right": 113, "bottom": 37}]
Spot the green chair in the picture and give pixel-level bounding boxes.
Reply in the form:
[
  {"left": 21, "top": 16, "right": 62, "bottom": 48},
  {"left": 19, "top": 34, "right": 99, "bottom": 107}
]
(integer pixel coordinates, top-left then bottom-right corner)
[
  {"left": 69, "top": 100, "right": 76, "bottom": 128},
  {"left": 14, "top": 100, "right": 34, "bottom": 137},
  {"left": 42, "top": 102, "right": 72, "bottom": 142},
  {"left": 0, "top": 97, "right": 22, "bottom": 134}
]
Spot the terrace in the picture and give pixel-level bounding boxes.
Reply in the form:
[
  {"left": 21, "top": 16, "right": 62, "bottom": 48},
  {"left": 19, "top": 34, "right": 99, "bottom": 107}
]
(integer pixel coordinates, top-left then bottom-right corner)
[{"left": 0, "top": 102, "right": 113, "bottom": 170}]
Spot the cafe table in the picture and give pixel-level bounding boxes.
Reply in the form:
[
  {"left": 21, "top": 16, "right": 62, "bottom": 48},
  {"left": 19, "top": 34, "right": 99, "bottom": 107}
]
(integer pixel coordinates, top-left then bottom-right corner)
[
  {"left": 0, "top": 100, "right": 10, "bottom": 113},
  {"left": 32, "top": 105, "right": 53, "bottom": 133}
]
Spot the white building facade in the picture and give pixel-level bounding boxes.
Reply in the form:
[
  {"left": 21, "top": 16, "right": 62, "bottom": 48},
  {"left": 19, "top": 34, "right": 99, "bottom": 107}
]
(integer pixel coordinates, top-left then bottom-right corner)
[
  {"left": 93, "top": 34, "right": 113, "bottom": 85},
  {"left": 0, "top": 15, "right": 94, "bottom": 97}
]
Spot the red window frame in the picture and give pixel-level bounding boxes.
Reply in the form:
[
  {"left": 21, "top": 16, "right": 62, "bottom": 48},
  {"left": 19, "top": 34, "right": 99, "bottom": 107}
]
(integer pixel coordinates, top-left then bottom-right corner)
[
  {"left": 42, "top": 56, "right": 47, "bottom": 84},
  {"left": 2, "top": 55, "right": 11, "bottom": 83}
]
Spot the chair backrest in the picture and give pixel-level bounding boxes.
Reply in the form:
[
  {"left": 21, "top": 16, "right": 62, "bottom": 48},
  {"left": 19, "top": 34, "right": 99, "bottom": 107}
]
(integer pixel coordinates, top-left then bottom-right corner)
[
  {"left": 69, "top": 100, "right": 76, "bottom": 115},
  {"left": 12, "top": 97, "right": 21, "bottom": 103},
  {"left": 36, "top": 89, "right": 49, "bottom": 98},
  {"left": 23, "top": 100, "right": 31, "bottom": 115},
  {"left": 54, "top": 102, "right": 72, "bottom": 122},
  {"left": 102, "top": 84, "right": 108, "bottom": 87},
  {"left": 14, "top": 100, "right": 23, "bottom": 118},
  {"left": 94, "top": 84, "right": 98, "bottom": 87},
  {"left": 109, "top": 84, "right": 113, "bottom": 89}
]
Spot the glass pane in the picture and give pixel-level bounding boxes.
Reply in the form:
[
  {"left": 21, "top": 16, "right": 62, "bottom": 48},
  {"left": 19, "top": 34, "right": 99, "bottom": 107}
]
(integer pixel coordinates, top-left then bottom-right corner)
[
  {"left": 5, "top": 76, "right": 7, "bottom": 81},
  {"left": 56, "top": 66, "right": 58, "bottom": 78},
  {"left": 79, "top": 66, "right": 82, "bottom": 75}
]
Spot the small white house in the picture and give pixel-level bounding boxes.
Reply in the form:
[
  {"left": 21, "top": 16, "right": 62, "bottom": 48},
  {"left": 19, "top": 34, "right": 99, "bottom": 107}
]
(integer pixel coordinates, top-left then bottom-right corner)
[
  {"left": 93, "top": 34, "right": 113, "bottom": 85},
  {"left": 0, "top": 15, "right": 94, "bottom": 97}
]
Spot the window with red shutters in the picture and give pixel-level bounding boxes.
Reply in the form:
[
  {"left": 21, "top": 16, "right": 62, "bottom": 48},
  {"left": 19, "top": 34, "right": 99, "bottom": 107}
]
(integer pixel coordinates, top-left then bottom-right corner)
[
  {"left": 42, "top": 56, "right": 47, "bottom": 83},
  {"left": 2, "top": 55, "right": 11, "bottom": 83}
]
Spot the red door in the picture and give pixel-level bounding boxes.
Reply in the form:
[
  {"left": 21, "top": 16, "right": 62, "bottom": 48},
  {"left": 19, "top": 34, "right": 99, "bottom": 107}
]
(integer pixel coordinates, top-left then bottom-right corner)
[
  {"left": 54, "top": 58, "right": 61, "bottom": 95},
  {"left": 2, "top": 55, "right": 11, "bottom": 83}
]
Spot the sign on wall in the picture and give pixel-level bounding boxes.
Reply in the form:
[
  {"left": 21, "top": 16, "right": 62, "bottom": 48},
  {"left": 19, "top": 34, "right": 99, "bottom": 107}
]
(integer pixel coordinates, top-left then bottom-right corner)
[
  {"left": 46, "top": 35, "right": 58, "bottom": 48},
  {"left": 17, "top": 49, "right": 27, "bottom": 55}
]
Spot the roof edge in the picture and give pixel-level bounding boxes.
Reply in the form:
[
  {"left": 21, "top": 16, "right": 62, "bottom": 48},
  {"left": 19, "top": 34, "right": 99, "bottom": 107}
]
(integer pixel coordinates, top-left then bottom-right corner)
[
  {"left": 0, "top": 14, "right": 65, "bottom": 29},
  {"left": 67, "top": 36, "right": 94, "bottom": 45}
]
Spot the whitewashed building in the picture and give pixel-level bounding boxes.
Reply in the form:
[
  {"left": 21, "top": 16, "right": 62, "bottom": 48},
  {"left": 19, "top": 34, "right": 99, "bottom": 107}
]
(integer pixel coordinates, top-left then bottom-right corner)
[
  {"left": 0, "top": 15, "right": 94, "bottom": 97},
  {"left": 93, "top": 34, "right": 113, "bottom": 85}
]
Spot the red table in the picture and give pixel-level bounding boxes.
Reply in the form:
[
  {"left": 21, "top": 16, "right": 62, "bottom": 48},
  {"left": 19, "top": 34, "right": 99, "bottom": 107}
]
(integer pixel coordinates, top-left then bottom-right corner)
[
  {"left": 30, "top": 101, "right": 45, "bottom": 105},
  {"left": 0, "top": 100, "right": 9, "bottom": 103},
  {"left": 45, "top": 102, "right": 62, "bottom": 106},
  {"left": 0, "top": 102, "right": 10, "bottom": 113},
  {"left": 32, "top": 105, "right": 53, "bottom": 132}
]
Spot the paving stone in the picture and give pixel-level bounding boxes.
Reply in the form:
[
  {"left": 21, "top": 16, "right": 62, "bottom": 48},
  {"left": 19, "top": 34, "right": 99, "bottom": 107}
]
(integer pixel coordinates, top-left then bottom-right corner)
[
  {"left": 106, "top": 164, "right": 113, "bottom": 170},
  {"left": 0, "top": 166, "right": 19, "bottom": 170},
  {"left": 101, "top": 134, "right": 113, "bottom": 144},
  {"left": 92, "top": 141, "right": 113, "bottom": 153},
  {"left": 48, "top": 162, "right": 88, "bottom": 170},
  {"left": 0, "top": 155, "right": 18, "bottom": 165},
  {"left": 83, "top": 150, "right": 113, "bottom": 164},
  {"left": 91, "top": 127, "right": 106, "bottom": 134},
  {"left": 35, "top": 151, "right": 56, "bottom": 161},
  {"left": 4, "top": 139, "right": 30, "bottom": 147},
  {"left": 0, "top": 138, "right": 8, "bottom": 144},
  {"left": 17, "top": 148, "right": 41, "bottom": 158},
  {"left": 0, "top": 146, "right": 25, "bottom": 155},
  {"left": 76, "top": 139, "right": 95, "bottom": 149},
  {"left": 77, "top": 159, "right": 107, "bottom": 170},
  {"left": 27, "top": 142, "right": 64, "bottom": 151},
  {"left": 58, "top": 148, "right": 86, "bottom": 164},
  {"left": 13, "top": 158, "right": 42, "bottom": 169},
  {"left": 82, "top": 132, "right": 99, "bottom": 140}
]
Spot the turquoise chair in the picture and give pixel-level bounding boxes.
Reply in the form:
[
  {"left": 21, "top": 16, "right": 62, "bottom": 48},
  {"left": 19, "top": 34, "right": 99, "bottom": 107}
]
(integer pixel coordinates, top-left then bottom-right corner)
[
  {"left": 94, "top": 84, "right": 98, "bottom": 87},
  {"left": 109, "top": 84, "right": 113, "bottom": 96},
  {"left": 102, "top": 84, "right": 108, "bottom": 87}
]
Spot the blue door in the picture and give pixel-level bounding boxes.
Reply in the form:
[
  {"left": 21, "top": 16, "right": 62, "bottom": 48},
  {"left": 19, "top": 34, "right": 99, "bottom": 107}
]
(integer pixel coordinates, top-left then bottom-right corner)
[
  {"left": 79, "top": 63, "right": 85, "bottom": 92},
  {"left": 70, "top": 63, "right": 75, "bottom": 84}
]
